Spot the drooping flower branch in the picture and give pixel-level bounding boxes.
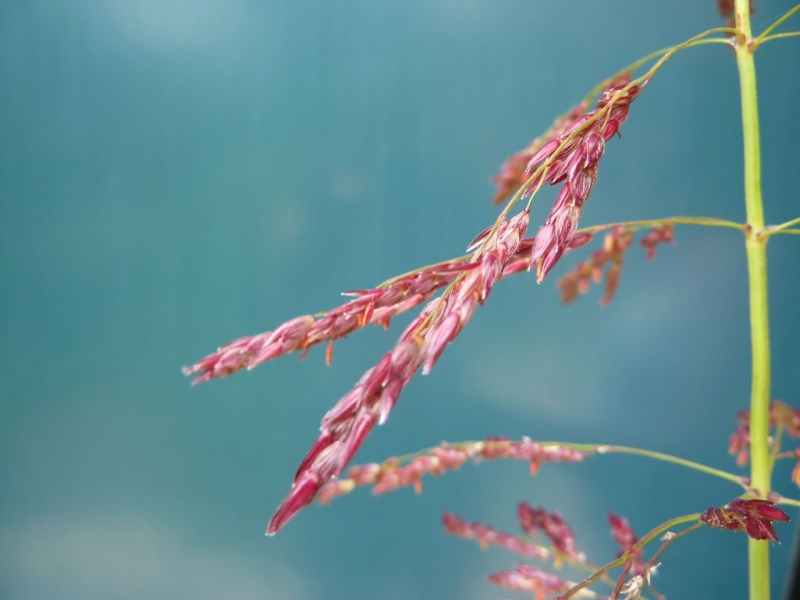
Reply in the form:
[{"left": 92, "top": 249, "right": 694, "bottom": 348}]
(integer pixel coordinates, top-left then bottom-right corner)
[
  {"left": 182, "top": 259, "right": 476, "bottom": 384},
  {"left": 185, "top": 30, "right": 746, "bottom": 387},
  {"left": 316, "top": 437, "right": 745, "bottom": 508},
  {"left": 185, "top": 222, "right": 680, "bottom": 386}
]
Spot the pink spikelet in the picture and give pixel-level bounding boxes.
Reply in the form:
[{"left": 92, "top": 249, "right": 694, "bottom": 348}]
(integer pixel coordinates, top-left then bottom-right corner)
[
  {"left": 527, "top": 75, "right": 642, "bottom": 282},
  {"left": 518, "top": 502, "right": 585, "bottom": 564},
  {"left": 443, "top": 512, "right": 551, "bottom": 559},
  {"left": 266, "top": 210, "right": 531, "bottom": 534}
]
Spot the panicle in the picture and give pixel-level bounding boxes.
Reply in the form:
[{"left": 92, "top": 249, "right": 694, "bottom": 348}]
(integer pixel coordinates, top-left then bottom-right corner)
[
  {"left": 518, "top": 502, "right": 585, "bottom": 564},
  {"left": 700, "top": 498, "right": 790, "bottom": 542},
  {"left": 267, "top": 210, "right": 532, "bottom": 533},
  {"left": 443, "top": 512, "right": 551, "bottom": 560},
  {"left": 526, "top": 75, "right": 642, "bottom": 282},
  {"left": 183, "top": 260, "right": 475, "bottom": 384},
  {"left": 317, "top": 438, "right": 588, "bottom": 504},
  {"left": 557, "top": 224, "right": 674, "bottom": 305}
]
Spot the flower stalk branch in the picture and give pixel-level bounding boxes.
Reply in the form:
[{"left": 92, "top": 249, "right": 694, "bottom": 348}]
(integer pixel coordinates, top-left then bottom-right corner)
[{"left": 576, "top": 216, "right": 746, "bottom": 235}]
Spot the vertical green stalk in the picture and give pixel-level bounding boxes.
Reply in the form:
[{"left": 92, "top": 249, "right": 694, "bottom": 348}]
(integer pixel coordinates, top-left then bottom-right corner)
[{"left": 734, "top": 1, "right": 772, "bottom": 599}]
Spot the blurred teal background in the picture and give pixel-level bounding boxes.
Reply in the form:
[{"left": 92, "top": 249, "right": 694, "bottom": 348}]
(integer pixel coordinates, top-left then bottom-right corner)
[{"left": 2, "top": 1, "right": 800, "bottom": 598}]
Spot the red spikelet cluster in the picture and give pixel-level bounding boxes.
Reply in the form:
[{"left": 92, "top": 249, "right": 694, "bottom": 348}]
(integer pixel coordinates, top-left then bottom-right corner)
[
  {"left": 526, "top": 75, "right": 642, "bottom": 281},
  {"left": 700, "top": 498, "right": 790, "bottom": 542},
  {"left": 518, "top": 502, "right": 585, "bottom": 563},
  {"left": 317, "top": 438, "right": 587, "bottom": 504},
  {"left": 609, "top": 513, "right": 645, "bottom": 576},
  {"left": 442, "top": 512, "right": 551, "bottom": 559},
  {"left": 491, "top": 98, "right": 591, "bottom": 205},
  {"left": 557, "top": 223, "right": 673, "bottom": 305},
  {"left": 266, "top": 210, "right": 530, "bottom": 534}
]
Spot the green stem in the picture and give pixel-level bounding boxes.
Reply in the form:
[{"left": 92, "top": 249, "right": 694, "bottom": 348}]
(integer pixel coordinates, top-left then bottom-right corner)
[{"left": 734, "top": 2, "right": 772, "bottom": 599}]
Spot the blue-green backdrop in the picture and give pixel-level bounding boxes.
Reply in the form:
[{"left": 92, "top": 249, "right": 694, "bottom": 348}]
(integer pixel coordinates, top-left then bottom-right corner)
[{"left": 2, "top": 1, "right": 800, "bottom": 598}]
